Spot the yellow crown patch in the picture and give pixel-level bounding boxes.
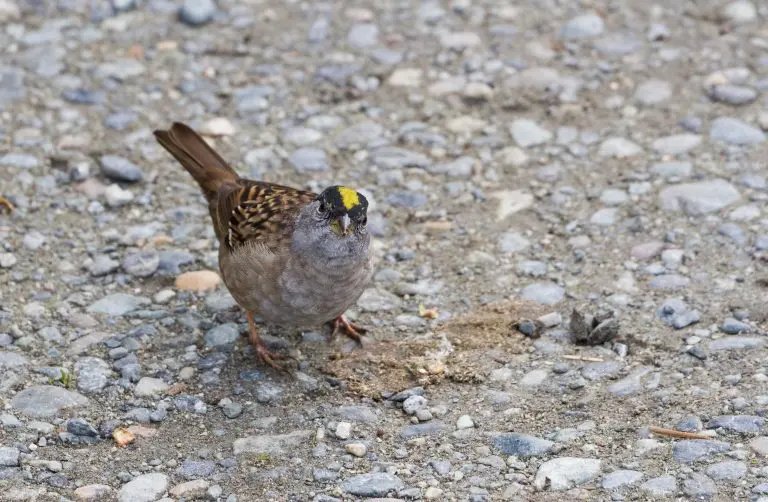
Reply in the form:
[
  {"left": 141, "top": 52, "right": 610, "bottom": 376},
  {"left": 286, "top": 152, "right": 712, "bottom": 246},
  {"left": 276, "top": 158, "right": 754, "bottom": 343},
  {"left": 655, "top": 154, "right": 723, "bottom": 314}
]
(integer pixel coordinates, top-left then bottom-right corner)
[{"left": 338, "top": 186, "right": 360, "bottom": 210}]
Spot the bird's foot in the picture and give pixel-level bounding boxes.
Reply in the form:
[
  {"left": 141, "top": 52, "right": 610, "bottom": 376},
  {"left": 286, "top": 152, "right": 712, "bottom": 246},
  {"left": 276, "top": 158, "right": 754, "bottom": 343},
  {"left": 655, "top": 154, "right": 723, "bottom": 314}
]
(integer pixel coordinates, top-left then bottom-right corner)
[
  {"left": 0, "top": 196, "right": 14, "bottom": 213},
  {"left": 246, "top": 311, "right": 293, "bottom": 372},
  {"left": 329, "top": 315, "right": 367, "bottom": 344}
]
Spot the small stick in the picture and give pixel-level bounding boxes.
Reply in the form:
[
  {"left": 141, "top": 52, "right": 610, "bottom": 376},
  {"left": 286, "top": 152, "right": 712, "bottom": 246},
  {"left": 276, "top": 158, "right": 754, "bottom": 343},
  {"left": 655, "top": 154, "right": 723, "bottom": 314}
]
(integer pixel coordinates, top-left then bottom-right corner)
[
  {"left": 649, "top": 426, "right": 713, "bottom": 440},
  {"left": 562, "top": 355, "right": 604, "bottom": 362}
]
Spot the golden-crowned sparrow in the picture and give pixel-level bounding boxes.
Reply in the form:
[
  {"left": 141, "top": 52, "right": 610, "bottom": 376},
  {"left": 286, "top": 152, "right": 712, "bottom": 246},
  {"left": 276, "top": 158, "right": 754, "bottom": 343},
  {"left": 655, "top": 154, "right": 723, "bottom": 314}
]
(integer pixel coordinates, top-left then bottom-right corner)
[{"left": 154, "top": 122, "right": 375, "bottom": 369}]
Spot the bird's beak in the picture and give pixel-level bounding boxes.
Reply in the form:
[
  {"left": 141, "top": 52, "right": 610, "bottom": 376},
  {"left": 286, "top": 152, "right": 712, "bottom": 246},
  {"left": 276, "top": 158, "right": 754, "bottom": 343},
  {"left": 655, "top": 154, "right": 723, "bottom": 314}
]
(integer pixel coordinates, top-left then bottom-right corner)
[
  {"left": 339, "top": 213, "right": 351, "bottom": 235},
  {"left": 330, "top": 214, "right": 352, "bottom": 236}
]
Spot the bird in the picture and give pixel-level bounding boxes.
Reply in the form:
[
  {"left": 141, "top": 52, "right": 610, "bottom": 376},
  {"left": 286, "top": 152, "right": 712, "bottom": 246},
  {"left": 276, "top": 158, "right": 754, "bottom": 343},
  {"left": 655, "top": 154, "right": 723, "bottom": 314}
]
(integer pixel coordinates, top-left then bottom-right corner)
[{"left": 153, "top": 122, "right": 375, "bottom": 370}]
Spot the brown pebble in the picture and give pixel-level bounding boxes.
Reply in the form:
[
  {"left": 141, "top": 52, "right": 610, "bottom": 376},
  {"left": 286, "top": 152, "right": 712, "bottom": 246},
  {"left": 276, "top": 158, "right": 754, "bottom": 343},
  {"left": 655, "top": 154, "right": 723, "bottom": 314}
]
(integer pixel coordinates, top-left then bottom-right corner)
[{"left": 175, "top": 270, "right": 221, "bottom": 292}]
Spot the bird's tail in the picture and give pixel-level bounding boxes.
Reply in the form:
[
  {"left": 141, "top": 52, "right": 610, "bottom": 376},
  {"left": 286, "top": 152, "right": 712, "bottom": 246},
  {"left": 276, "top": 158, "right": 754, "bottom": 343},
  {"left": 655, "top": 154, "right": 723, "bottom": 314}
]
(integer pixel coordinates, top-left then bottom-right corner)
[{"left": 153, "top": 122, "right": 239, "bottom": 201}]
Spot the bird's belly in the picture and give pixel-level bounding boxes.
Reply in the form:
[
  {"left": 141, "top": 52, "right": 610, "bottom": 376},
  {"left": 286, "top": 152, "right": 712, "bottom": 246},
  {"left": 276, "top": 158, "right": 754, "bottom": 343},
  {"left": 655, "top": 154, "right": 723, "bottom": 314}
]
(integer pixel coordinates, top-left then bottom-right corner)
[
  {"left": 268, "top": 267, "right": 369, "bottom": 327},
  {"left": 219, "top": 247, "right": 371, "bottom": 328}
]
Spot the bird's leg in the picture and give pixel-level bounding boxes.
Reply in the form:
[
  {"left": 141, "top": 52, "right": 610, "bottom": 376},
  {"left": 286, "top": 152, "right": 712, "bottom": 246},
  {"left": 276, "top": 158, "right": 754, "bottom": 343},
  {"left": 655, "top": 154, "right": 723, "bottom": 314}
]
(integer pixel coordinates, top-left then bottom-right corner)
[
  {"left": 0, "top": 196, "right": 14, "bottom": 213},
  {"left": 246, "top": 311, "right": 291, "bottom": 371},
  {"left": 329, "top": 314, "right": 367, "bottom": 344}
]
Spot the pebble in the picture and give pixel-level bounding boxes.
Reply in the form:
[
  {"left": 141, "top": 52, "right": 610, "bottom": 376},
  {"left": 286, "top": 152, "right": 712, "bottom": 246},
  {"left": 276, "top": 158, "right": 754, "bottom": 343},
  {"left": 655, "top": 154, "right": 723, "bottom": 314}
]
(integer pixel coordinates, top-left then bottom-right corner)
[
  {"left": 520, "top": 283, "right": 565, "bottom": 305},
  {"left": 134, "top": 377, "right": 169, "bottom": 397},
  {"left": 561, "top": 13, "right": 605, "bottom": 39},
  {"left": 640, "top": 475, "right": 677, "bottom": 496},
  {"left": 710, "top": 117, "right": 766, "bottom": 145},
  {"left": 659, "top": 179, "right": 740, "bottom": 215},
  {"left": 342, "top": 472, "right": 404, "bottom": 497},
  {"left": 673, "top": 440, "right": 731, "bottom": 463},
  {"left": 510, "top": 119, "right": 552, "bottom": 148},
  {"left": 175, "top": 271, "right": 221, "bottom": 292},
  {"left": 335, "top": 422, "right": 352, "bottom": 439},
  {"left": 533, "top": 457, "right": 601, "bottom": 491},
  {"left": 117, "top": 473, "right": 168, "bottom": 502},
  {"left": 10, "top": 385, "right": 89, "bottom": 419},
  {"left": 635, "top": 79, "right": 672, "bottom": 106},
  {"left": 491, "top": 433, "right": 554, "bottom": 457},
  {"left": 601, "top": 470, "right": 643, "bottom": 489},
  {"left": 708, "top": 415, "right": 764, "bottom": 434},
  {"left": 179, "top": 0, "right": 216, "bottom": 26},
  {"left": 100, "top": 155, "right": 143, "bottom": 183},
  {"left": 598, "top": 137, "right": 643, "bottom": 158}
]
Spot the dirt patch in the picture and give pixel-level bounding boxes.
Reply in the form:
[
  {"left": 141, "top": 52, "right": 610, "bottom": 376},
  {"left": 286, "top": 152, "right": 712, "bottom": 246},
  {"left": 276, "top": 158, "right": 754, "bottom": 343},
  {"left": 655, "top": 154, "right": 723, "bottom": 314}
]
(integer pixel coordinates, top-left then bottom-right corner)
[{"left": 322, "top": 299, "right": 551, "bottom": 397}]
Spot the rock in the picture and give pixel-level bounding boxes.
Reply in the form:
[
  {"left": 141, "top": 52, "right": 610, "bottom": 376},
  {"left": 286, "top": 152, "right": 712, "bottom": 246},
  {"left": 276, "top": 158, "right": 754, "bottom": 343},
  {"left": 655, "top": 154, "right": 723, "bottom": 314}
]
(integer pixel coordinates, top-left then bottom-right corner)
[
  {"left": 348, "top": 23, "right": 378, "bottom": 49},
  {"left": 175, "top": 271, "right": 220, "bottom": 292},
  {"left": 456, "top": 415, "right": 474, "bottom": 430},
  {"left": 598, "top": 137, "right": 643, "bottom": 158},
  {"left": 561, "top": 13, "right": 604, "bottom": 39},
  {"left": 123, "top": 252, "right": 160, "bottom": 277},
  {"left": 640, "top": 475, "right": 677, "bottom": 497},
  {"left": 233, "top": 430, "right": 313, "bottom": 456},
  {"left": 117, "top": 473, "right": 168, "bottom": 502},
  {"left": 720, "top": 1, "right": 757, "bottom": 24},
  {"left": 100, "top": 155, "right": 143, "bottom": 183},
  {"left": 652, "top": 134, "right": 701, "bottom": 155},
  {"left": 402, "top": 395, "right": 427, "bottom": 415},
  {"left": 673, "top": 440, "right": 731, "bottom": 463},
  {"left": 178, "top": 460, "right": 214, "bottom": 480},
  {"left": 10, "top": 385, "right": 89, "bottom": 419},
  {"left": 634, "top": 79, "right": 672, "bottom": 106},
  {"left": 683, "top": 473, "right": 717, "bottom": 500},
  {"left": 134, "top": 378, "right": 169, "bottom": 397},
  {"left": 75, "top": 357, "right": 112, "bottom": 393},
  {"left": 491, "top": 433, "right": 554, "bottom": 457},
  {"left": 342, "top": 472, "right": 405, "bottom": 497},
  {"left": 74, "top": 484, "right": 113, "bottom": 501},
  {"left": 335, "top": 422, "right": 352, "bottom": 439},
  {"left": 439, "top": 31, "right": 482, "bottom": 51},
  {"left": 179, "top": 0, "right": 216, "bottom": 27},
  {"left": 199, "top": 118, "right": 235, "bottom": 137},
  {"left": 88, "top": 293, "right": 150, "bottom": 316},
  {"left": 709, "top": 336, "right": 765, "bottom": 351},
  {"left": 399, "top": 422, "right": 451, "bottom": 439},
  {"left": 0, "top": 352, "right": 27, "bottom": 372},
  {"left": 533, "top": 457, "right": 601, "bottom": 491},
  {"left": 710, "top": 117, "right": 765, "bottom": 145},
  {"left": 170, "top": 479, "right": 209, "bottom": 499},
  {"left": 708, "top": 415, "right": 764, "bottom": 434},
  {"left": 510, "top": 119, "right": 552, "bottom": 148},
  {"left": 288, "top": 148, "right": 328, "bottom": 172},
  {"left": 706, "top": 460, "right": 747, "bottom": 481},
  {"left": 659, "top": 179, "right": 740, "bottom": 215},
  {"left": 710, "top": 85, "right": 758, "bottom": 106},
  {"left": 520, "top": 283, "right": 565, "bottom": 305},
  {"left": 601, "top": 470, "right": 643, "bottom": 489},
  {"left": 0, "top": 447, "right": 20, "bottom": 467},
  {"left": 388, "top": 68, "right": 423, "bottom": 87},
  {"left": 357, "top": 288, "right": 402, "bottom": 312},
  {"left": 499, "top": 232, "right": 531, "bottom": 254}
]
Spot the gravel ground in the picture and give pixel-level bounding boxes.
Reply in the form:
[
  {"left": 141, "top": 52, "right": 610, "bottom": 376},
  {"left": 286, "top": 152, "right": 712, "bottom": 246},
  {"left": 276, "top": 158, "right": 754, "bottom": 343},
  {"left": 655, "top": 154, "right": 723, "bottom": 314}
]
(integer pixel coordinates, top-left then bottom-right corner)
[{"left": 2, "top": 0, "right": 768, "bottom": 501}]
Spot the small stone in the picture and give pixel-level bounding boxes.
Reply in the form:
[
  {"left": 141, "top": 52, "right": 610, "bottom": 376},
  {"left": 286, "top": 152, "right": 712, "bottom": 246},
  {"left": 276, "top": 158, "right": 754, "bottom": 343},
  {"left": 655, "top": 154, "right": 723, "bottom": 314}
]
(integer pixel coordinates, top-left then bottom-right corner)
[
  {"left": 601, "top": 470, "right": 643, "bottom": 489},
  {"left": 342, "top": 472, "right": 404, "bottom": 497},
  {"left": 510, "top": 119, "right": 552, "bottom": 148},
  {"left": 199, "top": 118, "right": 235, "bottom": 137},
  {"left": 456, "top": 415, "right": 474, "bottom": 430},
  {"left": 640, "top": 475, "right": 677, "bottom": 497},
  {"left": 491, "top": 433, "right": 554, "bottom": 457},
  {"left": 561, "top": 13, "right": 604, "bottom": 39},
  {"left": 710, "top": 117, "right": 765, "bottom": 145},
  {"left": 388, "top": 68, "right": 423, "bottom": 87},
  {"left": 176, "top": 271, "right": 220, "bottom": 292},
  {"left": 598, "top": 137, "right": 643, "bottom": 158},
  {"left": 179, "top": 0, "right": 216, "bottom": 26},
  {"left": 683, "top": 473, "right": 717, "bottom": 500},
  {"left": 720, "top": 1, "right": 757, "bottom": 24},
  {"left": 74, "top": 484, "right": 113, "bottom": 501},
  {"left": 10, "top": 385, "right": 89, "bottom": 419},
  {"left": 520, "top": 283, "right": 565, "bottom": 305},
  {"left": 634, "top": 79, "right": 672, "bottom": 106},
  {"left": 0, "top": 447, "right": 20, "bottom": 467},
  {"left": 100, "top": 155, "right": 143, "bottom": 183},
  {"left": 123, "top": 252, "right": 160, "bottom": 277},
  {"left": 533, "top": 457, "right": 601, "bottom": 491},
  {"left": 117, "top": 473, "right": 169, "bottom": 502},
  {"left": 706, "top": 460, "right": 747, "bottom": 481},
  {"left": 708, "top": 415, "right": 764, "bottom": 434},
  {"left": 289, "top": 148, "right": 328, "bottom": 172},
  {"left": 88, "top": 293, "right": 150, "bottom": 316},
  {"left": 673, "top": 440, "right": 731, "bottom": 463},
  {"left": 134, "top": 377, "right": 169, "bottom": 397},
  {"left": 402, "top": 395, "right": 428, "bottom": 415},
  {"left": 659, "top": 179, "right": 740, "bottom": 215},
  {"left": 499, "top": 232, "right": 531, "bottom": 254},
  {"left": 170, "top": 479, "right": 210, "bottom": 499},
  {"left": 335, "top": 422, "right": 352, "bottom": 439},
  {"left": 345, "top": 443, "right": 367, "bottom": 457}
]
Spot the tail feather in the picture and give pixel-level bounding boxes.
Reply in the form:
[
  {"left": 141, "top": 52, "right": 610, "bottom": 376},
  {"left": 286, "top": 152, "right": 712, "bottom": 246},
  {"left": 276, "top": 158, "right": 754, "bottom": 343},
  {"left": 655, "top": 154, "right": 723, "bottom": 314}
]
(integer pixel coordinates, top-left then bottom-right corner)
[{"left": 153, "top": 122, "right": 239, "bottom": 200}]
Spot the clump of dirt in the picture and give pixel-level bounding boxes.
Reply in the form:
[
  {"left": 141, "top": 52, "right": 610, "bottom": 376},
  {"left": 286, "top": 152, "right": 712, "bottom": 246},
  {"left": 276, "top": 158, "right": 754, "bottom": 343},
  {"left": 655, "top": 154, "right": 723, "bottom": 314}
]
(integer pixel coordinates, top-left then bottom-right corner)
[{"left": 322, "top": 299, "right": 549, "bottom": 398}]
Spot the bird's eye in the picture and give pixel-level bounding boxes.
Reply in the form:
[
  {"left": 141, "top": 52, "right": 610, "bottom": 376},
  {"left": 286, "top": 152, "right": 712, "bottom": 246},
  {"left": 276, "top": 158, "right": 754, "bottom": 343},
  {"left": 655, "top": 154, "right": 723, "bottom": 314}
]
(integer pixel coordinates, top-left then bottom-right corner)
[
  {"left": 317, "top": 201, "right": 326, "bottom": 214},
  {"left": 360, "top": 216, "right": 368, "bottom": 227}
]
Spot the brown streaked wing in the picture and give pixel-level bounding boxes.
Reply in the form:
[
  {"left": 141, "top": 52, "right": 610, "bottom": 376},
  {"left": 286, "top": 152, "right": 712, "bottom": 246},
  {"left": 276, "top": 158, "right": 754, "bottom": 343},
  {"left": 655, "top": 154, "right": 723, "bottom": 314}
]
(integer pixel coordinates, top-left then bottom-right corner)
[{"left": 218, "top": 180, "right": 317, "bottom": 252}]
